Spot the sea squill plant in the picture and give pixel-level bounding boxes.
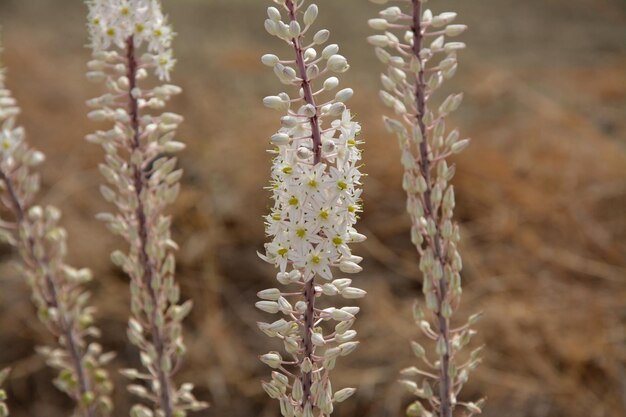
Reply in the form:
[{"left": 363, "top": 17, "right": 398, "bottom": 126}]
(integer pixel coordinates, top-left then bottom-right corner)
[
  {"left": 84, "top": 1, "right": 206, "bottom": 416},
  {"left": 367, "top": 1, "right": 483, "bottom": 417},
  {"left": 257, "top": 1, "right": 367, "bottom": 416},
  {"left": 0, "top": 37, "right": 113, "bottom": 416}
]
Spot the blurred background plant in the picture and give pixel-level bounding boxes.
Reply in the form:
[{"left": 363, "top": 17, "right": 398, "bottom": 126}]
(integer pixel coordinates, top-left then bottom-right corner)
[
  {"left": 84, "top": 1, "right": 206, "bottom": 416},
  {"left": 367, "top": 2, "right": 482, "bottom": 416},
  {"left": 0, "top": 0, "right": 624, "bottom": 417},
  {"left": 0, "top": 32, "right": 113, "bottom": 417}
]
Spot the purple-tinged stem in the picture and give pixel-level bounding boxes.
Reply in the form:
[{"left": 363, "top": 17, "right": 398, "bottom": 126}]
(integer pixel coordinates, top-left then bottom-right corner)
[
  {"left": 125, "top": 36, "right": 174, "bottom": 417},
  {"left": 411, "top": 2, "right": 453, "bottom": 417},
  {"left": 286, "top": 0, "right": 322, "bottom": 165},
  {"left": 285, "top": 0, "right": 321, "bottom": 407},
  {"left": 0, "top": 169, "right": 96, "bottom": 417}
]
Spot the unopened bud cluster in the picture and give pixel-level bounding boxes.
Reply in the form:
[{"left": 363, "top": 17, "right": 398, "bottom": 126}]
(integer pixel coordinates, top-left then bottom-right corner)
[
  {"left": 257, "top": 1, "right": 366, "bottom": 416},
  {"left": 368, "top": 1, "right": 482, "bottom": 417},
  {"left": 0, "top": 42, "right": 113, "bottom": 417},
  {"left": 85, "top": 1, "right": 205, "bottom": 416}
]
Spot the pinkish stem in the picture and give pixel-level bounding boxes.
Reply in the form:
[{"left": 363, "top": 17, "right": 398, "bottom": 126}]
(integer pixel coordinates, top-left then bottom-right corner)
[
  {"left": 285, "top": 0, "right": 322, "bottom": 407},
  {"left": 125, "top": 36, "right": 174, "bottom": 417},
  {"left": 0, "top": 169, "right": 96, "bottom": 417},
  {"left": 411, "top": 2, "right": 453, "bottom": 417}
]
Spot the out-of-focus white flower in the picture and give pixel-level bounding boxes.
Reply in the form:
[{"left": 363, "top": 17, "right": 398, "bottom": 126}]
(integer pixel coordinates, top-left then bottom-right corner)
[{"left": 86, "top": 0, "right": 175, "bottom": 80}]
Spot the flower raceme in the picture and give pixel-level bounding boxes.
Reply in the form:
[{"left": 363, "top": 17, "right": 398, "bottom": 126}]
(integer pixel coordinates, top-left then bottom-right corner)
[
  {"left": 85, "top": 1, "right": 206, "bottom": 417},
  {"left": 262, "top": 110, "right": 365, "bottom": 283},
  {"left": 86, "top": 0, "right": 175, "bottom": 81},
  {"left": 0, "top": 38, "right": 113, "bottom": 417},
  {"left": 368, "top": 1, "right": 483, "bottom": 417},
  {"left": 257, "top": 1, "right": 366, "bottom": 416}
]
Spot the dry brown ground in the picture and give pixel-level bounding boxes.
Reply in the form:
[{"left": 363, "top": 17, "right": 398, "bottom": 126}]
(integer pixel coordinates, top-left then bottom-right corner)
[{"left": 0, "top": 0, "right": 624, "bottom": 416}]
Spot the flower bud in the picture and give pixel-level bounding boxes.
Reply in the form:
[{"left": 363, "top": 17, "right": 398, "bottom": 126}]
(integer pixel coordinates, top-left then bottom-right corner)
[
  {"left": 400, "top": 379, "right": 419, "bottom": 394},
  {"left": 334, "top": 88, "right": 353, "bottom": 103},
  {"left": 368, "top": 18, "right": 389, "bottom": 30},
  {"left": 257, "top": 288, "right": 281, "bottom": 301},
  {"left": 261, "top": 54, "right": 280, "bottom": 66},
  {"left": 341, "top": 287, "right": 366, "bottom": 299},
  {"left": 321, "top": 44, "right": 339, "bottom": 59},
  {"left": 260, "top": 352, "right": 283, "bottom": 369},
  {"left": 304, "top": 4, "right": 319, "bottom": 26},
  {"left": 367, "top": 35, "right": 390, "bottom": 48},
  {"left": 323, "top": 77, "right": 339, "bottom": 91},
  {"left": 256, "top": 301, "right": 280, "bottom": 314},
  {"left": 300, "top": 357, "right": 313, "bottom": 373},
  {"left": 327, "top": 55, "right": 349, "bottom": 73},
  {"left": 333, "top": 387, "right": 356, "bottom": 403},
  {"left": 311, "top": 331, "right": 325, "bottom": 346},
  {"left": 313, "top": 29, "right": 330, "bottom": 45},
  {"left": 339, "top": 260, "right": 362, "bottom": 274},
  {"left": 380, "top": 6, "right": 403, "bottom": 22},
  {"left": 270, "top": 133, "right": 290, "bottom": 146},
  {"left": 267, "top": 7, "right": 281, "bottom": 21},
  {"left": 292, "top": 378, "right": 303, "bottom": 401},
  {"left": 445, "top": 24, "right": 467, "bottom": 37}
]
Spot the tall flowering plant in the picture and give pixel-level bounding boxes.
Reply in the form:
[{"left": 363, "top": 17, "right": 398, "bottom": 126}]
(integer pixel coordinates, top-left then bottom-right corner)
[
  {"left": 257, "top": 1, "right": 367, "bottom": 416},
  {"left": 84, "top": 1, "right": 205, "bottom": 416},
  {"left": 368, "top": 1, "right": 483, "bottom": 417},
  {"left": 0, "top": 38, "right": 113, "bottom": 417}
]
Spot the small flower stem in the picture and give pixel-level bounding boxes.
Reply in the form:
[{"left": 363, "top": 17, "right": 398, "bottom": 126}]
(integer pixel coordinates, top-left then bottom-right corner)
[
  {"left": 411, "top": 2, "right": 453, "bottom": 417},
  {"left": 125, "top": 36, "right": 174, "bottom": 417},
  {"left": 0, "top": 169, "right": 96, "bottom": 417},
  {"left": 301, "top": 278, "right": 316, "bottom": 404},
  {"left": 285, "top": 0, "right": 322, "bottom": 407}
]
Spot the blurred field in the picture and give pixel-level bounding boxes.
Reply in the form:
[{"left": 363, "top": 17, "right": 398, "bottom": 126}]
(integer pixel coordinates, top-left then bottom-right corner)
[{"left": 0, "top": 0, "right": 625, "bottom": 416}]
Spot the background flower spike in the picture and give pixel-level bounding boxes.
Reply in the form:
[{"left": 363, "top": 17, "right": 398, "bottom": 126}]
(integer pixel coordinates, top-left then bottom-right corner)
[
  {"left": 0, "top": 32, "right": 114, "bottom": 417},
  {"left": 368, "top": 1, "right": 482, "bottom": 416},
  {"left": 84, "top": 1, "right": 207, "bottom": 416}
]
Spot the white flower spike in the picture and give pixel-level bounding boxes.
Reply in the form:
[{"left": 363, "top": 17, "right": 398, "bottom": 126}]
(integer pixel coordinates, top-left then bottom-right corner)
[
  {"left": 258, "top": 1, "right": 366, "bottom": 416},
  {"left": 85, "top": 1, "right": 206, "bottom": 416},
  {"left": 86, "top": 0, "right": 175, "bottom": 81},
  {"left": 368, "top": 1, "right": 482, "bottom": 417},
  {"left": 0, "top": 34, "right": 114, "bottom": 417}
]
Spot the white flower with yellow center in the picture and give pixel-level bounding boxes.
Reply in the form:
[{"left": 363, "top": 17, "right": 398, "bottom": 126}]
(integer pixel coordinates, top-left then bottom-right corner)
[{"left": 257, "top": 2, "right": 367, "bottom": 416}]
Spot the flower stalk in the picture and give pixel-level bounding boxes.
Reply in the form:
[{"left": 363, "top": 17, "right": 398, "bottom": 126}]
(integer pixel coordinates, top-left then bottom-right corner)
[
  {"left": 258, "top": 1, "right": 366, "bottom": 416},
  {"left": 368, "top": 1, "right": 483, "bottom": 416},
  {"left": 84, "top": 1, "right": 206, "bottom": 416},
  {"left": 0, "top": 36, "right": 113, "bottom": 417},
  {"left": 285, "top": 0, "right": 321, "bottom": 401}
]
